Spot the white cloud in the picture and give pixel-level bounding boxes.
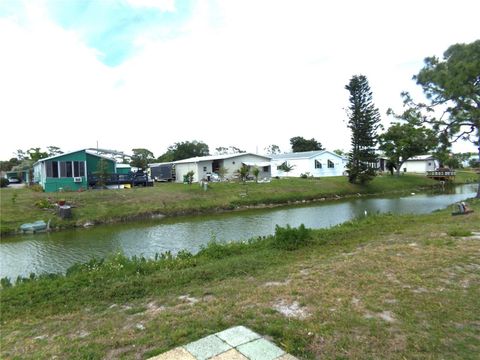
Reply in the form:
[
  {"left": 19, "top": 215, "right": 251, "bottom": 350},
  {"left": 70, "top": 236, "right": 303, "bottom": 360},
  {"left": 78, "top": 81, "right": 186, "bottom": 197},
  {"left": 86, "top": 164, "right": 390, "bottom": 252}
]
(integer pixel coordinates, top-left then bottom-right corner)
[{"left": 1, "top": 0, "right": 478, "bottom": 159}]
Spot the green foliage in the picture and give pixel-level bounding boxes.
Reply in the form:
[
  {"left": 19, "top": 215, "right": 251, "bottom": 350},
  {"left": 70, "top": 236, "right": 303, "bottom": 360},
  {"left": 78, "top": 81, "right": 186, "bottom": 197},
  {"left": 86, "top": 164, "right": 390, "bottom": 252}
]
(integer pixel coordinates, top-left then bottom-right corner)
[
  {"left": 0, "top": 177, "right": 9, "bottom": 187},
  {"left": 447, "top": 228, "right": 472, "bottom": 237},
  {"left": 185, "top": 170, "right": 194, "bottom": 184},
  {"left": 395, "top": 40, "right": 480, "bottom": 197},
  {"left": 215, "top": 146, "right": 245, "bottom": 155},
  {"left": 29, "top": 184, "right": 44, "bottom": 192},
  {"left": 130, "top": 148, "right": 155, "bottom": 170},
  {"left": 26, "top": 147, "right": 48, "bottom": 162},
  {"left": 157, "top": 140, "right": 209, "bottom": 162},
  {"left": 379, "top": 122, "right": 438, "bottom": 175},
  {"left": 46, "top": 146, "right": 63, "bottom": 157},
  {"left": 290, "top": 136, "right": 324, "bottom": 152},
  {"left": 237, "top": 164, "right": 250, "bottom": 183},
  {"left": 1, "top": 277, "right": 12, "bottom": 288},
  {"left": 34, "top": 198, "right": 54, "bottom": 209},
  {"left": 271, "top": 224, "right": 312, "bottom": 250},
  {"left": 277, "top": 162, "right": 294, "bottom": 173},
  {"left": 264, "top": 144, "right": 281, "bottom": 155},
  {"left": 345, "top": 74, "right": 381, "bottom": 184},
  {"left": 252, "top": 167, "right": 260, "bottom": 182},
  {"left": 95, "top": 158, "right": 110, "bottom": 187},
  {"left": 468, "top": 158, "right": 479, "bottom": 168}
]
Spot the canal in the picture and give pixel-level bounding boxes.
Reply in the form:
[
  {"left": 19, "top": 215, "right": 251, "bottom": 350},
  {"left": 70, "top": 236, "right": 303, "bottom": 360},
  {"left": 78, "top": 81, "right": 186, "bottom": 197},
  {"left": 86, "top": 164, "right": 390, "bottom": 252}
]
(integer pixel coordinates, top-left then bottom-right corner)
[{"left": 0, "top": 184, "right": 477, "bottom": 280}]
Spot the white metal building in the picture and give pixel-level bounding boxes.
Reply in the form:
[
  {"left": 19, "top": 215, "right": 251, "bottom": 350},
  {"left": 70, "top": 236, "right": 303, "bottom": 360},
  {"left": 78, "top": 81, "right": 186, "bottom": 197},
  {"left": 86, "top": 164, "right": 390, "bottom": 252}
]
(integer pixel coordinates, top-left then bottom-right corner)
[
  {"left": 271, "top": 150, "right": 348, "bottom": 178},
  {"left": 401, "top": 155, "right": 439, "bottom": 173},
  {"left": 173, "top": 153, "right": 272, "bottom": 183}
]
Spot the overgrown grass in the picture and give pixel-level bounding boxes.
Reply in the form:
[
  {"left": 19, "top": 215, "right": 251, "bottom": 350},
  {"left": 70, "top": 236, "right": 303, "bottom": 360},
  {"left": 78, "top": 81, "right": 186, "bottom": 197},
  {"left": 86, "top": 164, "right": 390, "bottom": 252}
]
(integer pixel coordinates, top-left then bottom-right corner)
[
  {"left": 1, "top": 200, "right": 479, "bottom": 359},
  {"left": 1, "top": 175, "right": 452, "bottom": 236}
]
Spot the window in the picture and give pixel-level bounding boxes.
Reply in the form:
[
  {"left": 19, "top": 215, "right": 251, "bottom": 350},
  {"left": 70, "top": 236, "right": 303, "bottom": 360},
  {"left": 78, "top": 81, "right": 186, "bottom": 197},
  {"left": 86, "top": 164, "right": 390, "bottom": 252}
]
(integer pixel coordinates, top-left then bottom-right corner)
[
  {"left": 73, "top": 161, "right": 85, "bottom": 177},
  {"left": 46, "top": 161, "right": 59, "bottom": 178},
  {"left": 314, "top": 160, "right": 322, "bottom": 169},
  {"left": 203, "top": 166, "right": 207, "bottom": 171},
  {"left": 328, "top": 160, "right": 334, "bottom": 168},
  {"left": 263, "top": 166, "right": 269, "bottom": 172},
  {"left": 65, "top": 161, "right": 73, "bottom": 177},
  {"left": 59, "top": 162, "right": 67, "bottom": 177}
]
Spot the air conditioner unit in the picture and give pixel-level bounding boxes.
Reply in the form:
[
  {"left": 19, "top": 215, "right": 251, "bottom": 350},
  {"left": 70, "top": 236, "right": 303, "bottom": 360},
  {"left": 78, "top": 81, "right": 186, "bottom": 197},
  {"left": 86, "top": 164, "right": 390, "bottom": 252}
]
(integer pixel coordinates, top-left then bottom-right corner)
[{"left": 73, "top": 177, "right": 82, "bottom": 183}]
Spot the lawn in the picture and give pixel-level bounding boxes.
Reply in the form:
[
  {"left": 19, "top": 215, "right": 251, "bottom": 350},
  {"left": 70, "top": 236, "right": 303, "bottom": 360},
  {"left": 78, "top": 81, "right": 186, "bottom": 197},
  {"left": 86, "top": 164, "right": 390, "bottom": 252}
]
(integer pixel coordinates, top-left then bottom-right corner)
[
  {"left": 1, "top": 199, "right": 479, "bottom": 359},
  {"left": 0, "top": 174, "right": 451, "bottom": 236}
]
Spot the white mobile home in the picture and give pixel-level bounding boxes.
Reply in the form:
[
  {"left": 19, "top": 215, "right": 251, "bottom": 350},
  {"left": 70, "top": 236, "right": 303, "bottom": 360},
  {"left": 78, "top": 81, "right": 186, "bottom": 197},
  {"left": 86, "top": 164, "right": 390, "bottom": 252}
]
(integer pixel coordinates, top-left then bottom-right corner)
[
  {"left": 174, "top": 153, "right": 271, "bottom": 183},
  {"left": 401, "top": 155, "right": 439, "bottom": 174},
  {"left": 271, "top": 150, "right": 348, "bottom": 178}
]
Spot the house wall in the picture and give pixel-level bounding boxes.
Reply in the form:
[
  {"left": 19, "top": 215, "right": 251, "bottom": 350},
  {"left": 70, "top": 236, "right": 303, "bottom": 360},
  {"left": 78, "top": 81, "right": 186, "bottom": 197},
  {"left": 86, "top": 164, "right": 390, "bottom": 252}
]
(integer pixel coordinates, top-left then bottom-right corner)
[
  {"left": 174, "top": 154, "right": 271, "bottom": 183},
  {"left": 222, "top": 154, "right": 271, "bottom": 180},
  {"left": 272, "top": 153, "right": 346, "bottom": 178},
  {"left": 175, "top": 162, "right": 202, "bottom": 183},
  {"left": 401, "top": 159, "right": 438, "bottom": 173},
  {"left": 37, "top": 151, "right": 116, "bottom": 192}
]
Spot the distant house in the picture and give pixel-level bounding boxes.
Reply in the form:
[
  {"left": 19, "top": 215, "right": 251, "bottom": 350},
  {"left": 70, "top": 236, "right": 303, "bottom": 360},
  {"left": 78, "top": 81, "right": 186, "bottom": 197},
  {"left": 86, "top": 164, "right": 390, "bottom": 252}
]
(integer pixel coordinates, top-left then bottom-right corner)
[
  {"left": 173, "top": 153, "right": 272, "bottom": 183},
  {"left": 33, "top": 149, "right": 117, "bottom": 192},
  {"left": 401, "top": 155, "right": 439, "bottom": 174},
  {"left": 271, "top": 150, "right": 348, "bottom": 178}
]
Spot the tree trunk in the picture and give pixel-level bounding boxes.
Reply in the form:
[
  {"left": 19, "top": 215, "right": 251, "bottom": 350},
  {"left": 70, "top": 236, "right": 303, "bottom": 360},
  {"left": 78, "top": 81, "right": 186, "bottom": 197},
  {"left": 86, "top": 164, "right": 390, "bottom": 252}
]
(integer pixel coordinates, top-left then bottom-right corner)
[{"left": 476, "top": 142, "right": 480, "bottom": 198}]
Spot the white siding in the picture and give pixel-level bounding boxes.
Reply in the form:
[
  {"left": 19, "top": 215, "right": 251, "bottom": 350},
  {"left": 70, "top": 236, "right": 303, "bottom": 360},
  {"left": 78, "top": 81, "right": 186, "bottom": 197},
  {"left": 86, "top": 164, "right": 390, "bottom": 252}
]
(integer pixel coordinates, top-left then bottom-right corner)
[
  {"left": 175, "top": 163, "right": 200, "bottom": 183},
  {"left": 174, "top": 154, "right": 271, "bottom": 183},
  {"left": 272, "top": 152, "right": 347, "bottom": 178},
  {"left": 401, "top": 159, "right": 438, "bottom": 173}
]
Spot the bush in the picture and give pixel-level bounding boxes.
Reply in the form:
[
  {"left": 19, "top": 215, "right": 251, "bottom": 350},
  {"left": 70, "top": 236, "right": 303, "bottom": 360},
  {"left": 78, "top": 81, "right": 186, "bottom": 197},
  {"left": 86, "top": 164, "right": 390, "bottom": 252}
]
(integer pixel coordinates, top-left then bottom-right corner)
[
  {"left": 271, "top": 224, "right": 312, "bottom": 250},
  {"left": 29, "top": 184, "right": 44, "bottom": 192},
  {"left": 0, "top": 178, "right": 9, "bottom": 188},
  {"left": 35, "top": 198, "right": 54, "bottom": 209}
]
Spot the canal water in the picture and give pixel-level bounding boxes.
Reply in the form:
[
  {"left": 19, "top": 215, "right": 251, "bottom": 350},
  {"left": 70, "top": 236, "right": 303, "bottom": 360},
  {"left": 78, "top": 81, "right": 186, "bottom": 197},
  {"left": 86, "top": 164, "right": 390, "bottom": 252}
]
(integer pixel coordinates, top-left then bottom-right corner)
[{"left": 0, "top": 184, "right": 477, "bottom": 280}]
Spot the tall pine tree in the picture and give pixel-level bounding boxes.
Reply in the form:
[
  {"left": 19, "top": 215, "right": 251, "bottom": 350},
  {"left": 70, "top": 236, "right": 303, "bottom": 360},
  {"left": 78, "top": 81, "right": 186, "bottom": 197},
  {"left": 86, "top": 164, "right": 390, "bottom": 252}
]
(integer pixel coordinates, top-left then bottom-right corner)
[{"left": 345, "top": 75, "right": 381, "bottom": 184}]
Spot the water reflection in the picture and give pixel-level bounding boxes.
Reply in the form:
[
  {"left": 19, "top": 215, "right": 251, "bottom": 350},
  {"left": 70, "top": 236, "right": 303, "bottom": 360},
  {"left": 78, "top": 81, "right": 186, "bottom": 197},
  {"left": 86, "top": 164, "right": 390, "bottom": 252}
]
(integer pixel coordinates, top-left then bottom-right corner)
[{"left": 1, "top": 184, "right": 477, "bottom": 279}]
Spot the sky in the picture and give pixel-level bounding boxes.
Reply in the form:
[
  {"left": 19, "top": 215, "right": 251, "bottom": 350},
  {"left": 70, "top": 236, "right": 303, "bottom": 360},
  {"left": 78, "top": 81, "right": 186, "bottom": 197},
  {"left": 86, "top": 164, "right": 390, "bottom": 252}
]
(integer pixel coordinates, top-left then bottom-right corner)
[{"left": 1, "top": 0, "right": 479, "bottom": 160}]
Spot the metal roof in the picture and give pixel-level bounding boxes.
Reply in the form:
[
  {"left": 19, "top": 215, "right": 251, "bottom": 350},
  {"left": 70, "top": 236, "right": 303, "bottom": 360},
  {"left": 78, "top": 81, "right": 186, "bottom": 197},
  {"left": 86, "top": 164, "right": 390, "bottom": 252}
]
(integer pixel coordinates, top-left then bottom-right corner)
[
  {"left": 406, "top": 154, "right": 436, "bottom": 161},
  {"left": 173, "top": 153, "right": 271, "bottom": 164},
  {"left": 33, "top": 149, "right": 116, "bottom": 165},
  {"left": 271, "top": 150, "right": 347, "bottom": 161}
]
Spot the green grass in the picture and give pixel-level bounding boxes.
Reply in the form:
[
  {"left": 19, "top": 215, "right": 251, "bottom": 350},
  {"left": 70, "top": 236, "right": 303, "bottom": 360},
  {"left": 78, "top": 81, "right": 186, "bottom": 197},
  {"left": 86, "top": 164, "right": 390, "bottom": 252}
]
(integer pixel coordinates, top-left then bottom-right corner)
[
  {"left": 1, "top": 200, "right": 479, "bottom": 359},
  {"left": 1, "top": 174, "right": 456, "bottom": 236}
]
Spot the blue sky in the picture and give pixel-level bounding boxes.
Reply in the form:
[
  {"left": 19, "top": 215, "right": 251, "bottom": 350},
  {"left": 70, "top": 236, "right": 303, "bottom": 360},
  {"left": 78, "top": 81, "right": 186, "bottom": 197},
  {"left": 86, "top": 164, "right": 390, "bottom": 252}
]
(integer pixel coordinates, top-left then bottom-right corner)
[
  {"left": 45, "top": 0, "right": 193, "bottom": 66},
  {"left": 1, "top": 0, "right": 479, "bottom": 159}
]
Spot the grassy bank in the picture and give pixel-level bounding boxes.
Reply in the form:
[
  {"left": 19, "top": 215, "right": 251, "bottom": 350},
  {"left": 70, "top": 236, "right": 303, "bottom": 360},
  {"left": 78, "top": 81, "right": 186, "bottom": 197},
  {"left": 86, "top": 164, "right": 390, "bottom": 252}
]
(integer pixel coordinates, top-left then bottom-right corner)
[
  {"left": 1, "top": 199, "right": 479, "bottom": 359},
  {"left": 3, "top": 173, "right": 475, "bottom": 236}
]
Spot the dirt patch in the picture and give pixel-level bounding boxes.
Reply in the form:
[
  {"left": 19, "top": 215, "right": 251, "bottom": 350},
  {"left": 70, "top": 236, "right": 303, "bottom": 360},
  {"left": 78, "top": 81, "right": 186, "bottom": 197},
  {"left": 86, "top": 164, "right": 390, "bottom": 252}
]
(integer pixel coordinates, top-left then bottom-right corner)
[
  {"left": 145, "top": 301, "right": 166, "bottom": 317},
  {"left": 264, "top": 279, "right": 290, "bottom": 287},
  {"left": 364, "top": 310, "right": 396, "bottom": 323},
  {"left": 273, "top": 300, "right": 310, "bottom": 319},
  {"left": 178, "top": 295, "right": 199, "bottom": 305}
]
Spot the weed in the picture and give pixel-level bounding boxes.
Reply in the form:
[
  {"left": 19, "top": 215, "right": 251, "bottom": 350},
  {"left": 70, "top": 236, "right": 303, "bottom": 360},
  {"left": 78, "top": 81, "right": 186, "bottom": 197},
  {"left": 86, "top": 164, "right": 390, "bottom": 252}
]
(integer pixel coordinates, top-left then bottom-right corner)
[
  {"left": 447, "top": 228, "right": 473, "bottom": 237},
  {"left": 271, "top": 224, "right": 312, "bottom": 250}
]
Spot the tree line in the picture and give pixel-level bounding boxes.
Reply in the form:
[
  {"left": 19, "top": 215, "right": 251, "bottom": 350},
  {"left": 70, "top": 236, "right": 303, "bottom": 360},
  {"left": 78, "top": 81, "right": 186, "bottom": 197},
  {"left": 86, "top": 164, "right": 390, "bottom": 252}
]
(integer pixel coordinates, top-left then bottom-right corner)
[{"left": 2, "top": 41, "right": 478, "bottom": 196}]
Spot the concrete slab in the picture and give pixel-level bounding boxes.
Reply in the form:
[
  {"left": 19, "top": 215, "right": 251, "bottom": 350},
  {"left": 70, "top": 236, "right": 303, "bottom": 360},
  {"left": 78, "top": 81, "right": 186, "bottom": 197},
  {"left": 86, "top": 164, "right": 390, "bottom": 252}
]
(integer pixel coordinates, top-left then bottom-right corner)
[
  {"left": 148, "top": 347, "right": 196, "bottom": 360},
  {"left": 237, "top": 338, "right": 285, "bottom": 360},
  {"left": 215, "top": 326, "right": 261, "bottom": 347},
  {"left": 210, "top": 349, "right": 249, "bottom": 360},
  {"left": 184, "top": 335, "right": 231, "bottom": 360}
]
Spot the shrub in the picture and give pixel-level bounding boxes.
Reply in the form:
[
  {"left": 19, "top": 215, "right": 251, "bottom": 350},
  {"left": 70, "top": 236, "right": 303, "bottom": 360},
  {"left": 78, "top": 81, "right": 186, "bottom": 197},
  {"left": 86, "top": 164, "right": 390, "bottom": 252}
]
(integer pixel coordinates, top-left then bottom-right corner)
[
  {"left": 271, "top": 224, "right": 312, "bottom": 250},
  {"left": 447, "top": 228, "right": 472, "bottom": 237},
  {"left": 35, "top": 198, "right": 54, "bottom": 209},
  {"left": 29, "top": 184, "right": 44, "bottom": 192},
  {"left": 0, "top": 178, "right": 9, "bottom": 187}
]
